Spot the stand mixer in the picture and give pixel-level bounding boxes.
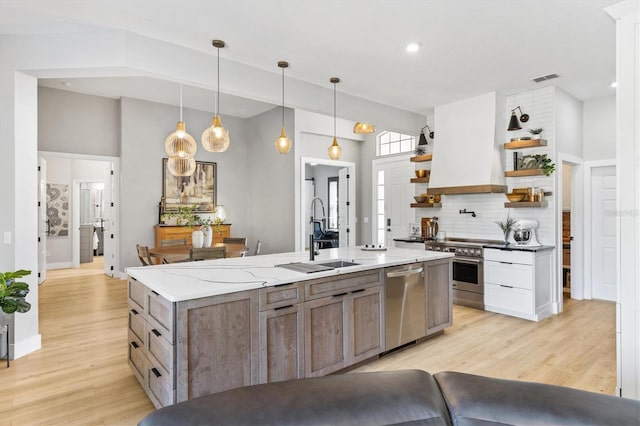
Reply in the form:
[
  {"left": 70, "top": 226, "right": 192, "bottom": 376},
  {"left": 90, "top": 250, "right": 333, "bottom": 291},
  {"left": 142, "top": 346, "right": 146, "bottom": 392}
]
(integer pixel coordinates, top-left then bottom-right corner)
[{"left": 513, "top": 219, "right": 541, "bottom": 246}]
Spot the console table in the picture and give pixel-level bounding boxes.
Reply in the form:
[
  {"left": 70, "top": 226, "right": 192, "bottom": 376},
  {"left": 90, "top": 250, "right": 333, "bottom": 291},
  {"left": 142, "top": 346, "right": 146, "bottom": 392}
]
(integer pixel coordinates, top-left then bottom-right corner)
[{"left": 154, "top": 224, "right": 231, "bottom": 247}]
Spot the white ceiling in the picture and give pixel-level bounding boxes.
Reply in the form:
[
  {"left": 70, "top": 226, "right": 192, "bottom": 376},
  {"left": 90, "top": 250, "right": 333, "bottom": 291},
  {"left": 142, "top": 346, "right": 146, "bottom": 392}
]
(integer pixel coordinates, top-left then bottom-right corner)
[{"left": 1, "top": 0, "right": 619, "bottom": 116}]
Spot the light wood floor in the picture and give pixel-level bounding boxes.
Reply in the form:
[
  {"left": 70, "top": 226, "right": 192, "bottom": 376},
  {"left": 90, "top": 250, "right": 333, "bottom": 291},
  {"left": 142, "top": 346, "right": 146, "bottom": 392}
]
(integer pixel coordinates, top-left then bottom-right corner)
[{"left": 0, "top": 263, "right": 616, "bottom": 425}]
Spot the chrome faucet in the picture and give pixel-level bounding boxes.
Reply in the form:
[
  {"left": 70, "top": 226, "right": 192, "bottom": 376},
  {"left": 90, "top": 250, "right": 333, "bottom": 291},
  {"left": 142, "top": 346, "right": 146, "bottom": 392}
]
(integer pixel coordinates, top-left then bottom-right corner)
[{"left": 309, "top": 197, "right": 326, "bottom": 261}]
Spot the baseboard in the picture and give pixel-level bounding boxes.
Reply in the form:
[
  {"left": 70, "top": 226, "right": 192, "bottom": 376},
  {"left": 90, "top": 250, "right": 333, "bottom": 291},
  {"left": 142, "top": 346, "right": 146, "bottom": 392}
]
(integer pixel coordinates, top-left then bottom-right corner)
[
  {"left": 46, "top": 262, "right": 73, "bottom": 270},
  {"left": 13, "top": 333, "right": 42, "bottom": 359}
]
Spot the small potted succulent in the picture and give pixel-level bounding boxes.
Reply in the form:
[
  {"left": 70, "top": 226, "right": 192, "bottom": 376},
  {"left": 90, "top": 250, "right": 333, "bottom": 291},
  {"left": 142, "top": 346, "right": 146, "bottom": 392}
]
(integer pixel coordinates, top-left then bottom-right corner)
[{"left": 528, "top": 128, "right": 544, "bottom": 139}]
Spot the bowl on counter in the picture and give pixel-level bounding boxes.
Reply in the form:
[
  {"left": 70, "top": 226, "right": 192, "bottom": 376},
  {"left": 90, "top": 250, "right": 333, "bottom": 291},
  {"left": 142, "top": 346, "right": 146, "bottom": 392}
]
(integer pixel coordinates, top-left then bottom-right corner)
[
  {"left": 413, "top": 195, "right": 426, "bottom": 203},
  {"left": 506, "top": 192, "right": 526, "bottom": 202},
  {"left": 415, "top": 169, "right": 429, "bottom": 178}
]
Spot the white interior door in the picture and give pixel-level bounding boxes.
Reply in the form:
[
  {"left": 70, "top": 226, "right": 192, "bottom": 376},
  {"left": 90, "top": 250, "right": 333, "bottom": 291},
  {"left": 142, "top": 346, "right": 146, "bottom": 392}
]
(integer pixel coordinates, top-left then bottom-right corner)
[
  {"left": 591, "top": 165, "right": 616, "bottom": 301},
  {"left": 373, "top": 158, "right": 414, "bottom": 247},
  {"left": 38, "top": 157, "right": 47, "bottom": 284},
  {"left": 103, "top": 160, "right": 119, "bottom": 277},
  {"left": 338, "top": 167, "right": 356, "bottom": 247}
]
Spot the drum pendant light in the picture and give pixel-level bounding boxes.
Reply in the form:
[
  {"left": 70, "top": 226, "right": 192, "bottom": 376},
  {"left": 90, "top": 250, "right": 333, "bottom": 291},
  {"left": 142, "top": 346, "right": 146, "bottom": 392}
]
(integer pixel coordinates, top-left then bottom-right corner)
[
  {"left": 202, "top": 40, "right": 230, "bottom": 152},
  {"left": 328, "top": 77, "right": 342, "bottom": 160},
  {"left": 274, "top": 61, "right": 292, "bottom": 154},
  {"left": 165, "top": 84, "right": 197, "bottom": 160}
]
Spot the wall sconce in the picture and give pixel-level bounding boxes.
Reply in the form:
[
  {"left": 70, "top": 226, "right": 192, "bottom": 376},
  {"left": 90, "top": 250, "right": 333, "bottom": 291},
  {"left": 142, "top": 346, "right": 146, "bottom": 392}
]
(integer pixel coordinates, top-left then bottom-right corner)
[
  {"left": 508, "top": 106, "right": 529, "bottom": 131},
  {"left": 418, "top": 124, "right": 434, "bottom": 145}
]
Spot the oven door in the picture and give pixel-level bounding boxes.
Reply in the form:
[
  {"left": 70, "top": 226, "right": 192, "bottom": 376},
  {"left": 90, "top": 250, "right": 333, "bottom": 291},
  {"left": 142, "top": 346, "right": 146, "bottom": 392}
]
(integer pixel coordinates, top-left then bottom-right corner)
[{"left": 452, "top": 256, "right": 484, "bottom": 294}]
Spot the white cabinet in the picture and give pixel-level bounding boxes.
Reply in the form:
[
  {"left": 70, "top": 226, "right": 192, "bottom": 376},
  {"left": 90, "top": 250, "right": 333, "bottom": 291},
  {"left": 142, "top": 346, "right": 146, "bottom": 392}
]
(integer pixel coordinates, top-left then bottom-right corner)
[{"left": 484, "top": 248, "right": 553, "bottom": 321}]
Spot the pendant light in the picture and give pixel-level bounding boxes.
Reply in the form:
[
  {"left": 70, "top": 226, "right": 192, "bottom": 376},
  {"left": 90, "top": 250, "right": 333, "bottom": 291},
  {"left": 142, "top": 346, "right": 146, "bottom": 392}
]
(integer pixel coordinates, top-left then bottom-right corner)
[
  {"left": 167, "top": 157, "right": 196, "bottom": 176},
  {"left": 328, "top": 77, "right": 342, "bottom": 160},
  {"left": 202, "top": 39, "right": 230, "bottom": 152},
  {"left": 353, "top": 122, "right": 376, "bottom": 134},
  {"left": 274, "top": 61, "right": 292, "bottom": 154},
  {"left": 165, "top": 84, "right": 197, "bottom": 160}
]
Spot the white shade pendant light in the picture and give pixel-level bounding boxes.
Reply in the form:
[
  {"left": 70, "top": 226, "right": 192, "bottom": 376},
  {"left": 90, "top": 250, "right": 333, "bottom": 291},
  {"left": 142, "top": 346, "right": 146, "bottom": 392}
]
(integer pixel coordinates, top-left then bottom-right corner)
[
  {"left": 328, "top": 77, "right": 342, "bottom": 160},
  {"left": 202, "top": 39, "right": 230, "bottom": 152},
  {"left": 165, "top": 84, "right": 197, "bottom": 159},
  {"left": 274, "top": 61, "right": 292, "bottom": 154}
]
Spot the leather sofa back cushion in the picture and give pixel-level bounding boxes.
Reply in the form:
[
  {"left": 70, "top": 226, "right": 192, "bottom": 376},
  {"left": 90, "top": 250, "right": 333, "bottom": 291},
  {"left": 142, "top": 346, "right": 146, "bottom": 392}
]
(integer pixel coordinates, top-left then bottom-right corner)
[
  {"left": 434, "top": 371, "right": 640, "bottom": 426},
  {"left": 139, "top": 369, "right": 452, "bottom": 426}
]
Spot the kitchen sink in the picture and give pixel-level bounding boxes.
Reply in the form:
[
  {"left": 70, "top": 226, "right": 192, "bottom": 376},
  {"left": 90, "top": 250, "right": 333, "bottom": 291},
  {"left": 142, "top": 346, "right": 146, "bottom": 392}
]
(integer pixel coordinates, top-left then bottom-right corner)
[{"left": 317, "top": 260, "right": 360, "bottom": 268}]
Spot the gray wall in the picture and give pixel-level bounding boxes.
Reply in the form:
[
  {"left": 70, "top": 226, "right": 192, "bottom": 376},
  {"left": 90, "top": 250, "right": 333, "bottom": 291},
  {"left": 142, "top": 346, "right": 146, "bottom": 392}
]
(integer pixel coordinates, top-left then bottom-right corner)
[
  {"left": 583, "top": 95, "right": 616, "bottom": 161},
  {"left": 38, "top": 87, "right": 120, "bottom": 156},
  {"left": 246, "top": 107, "right": 295, "bottom": 254}
]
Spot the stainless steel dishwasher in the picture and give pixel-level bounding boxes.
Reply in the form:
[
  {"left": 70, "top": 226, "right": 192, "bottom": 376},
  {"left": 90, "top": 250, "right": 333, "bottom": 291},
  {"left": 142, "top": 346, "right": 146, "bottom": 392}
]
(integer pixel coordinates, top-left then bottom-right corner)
[{"left": 384, "top": 263, "right": 426, "bottom": 351}]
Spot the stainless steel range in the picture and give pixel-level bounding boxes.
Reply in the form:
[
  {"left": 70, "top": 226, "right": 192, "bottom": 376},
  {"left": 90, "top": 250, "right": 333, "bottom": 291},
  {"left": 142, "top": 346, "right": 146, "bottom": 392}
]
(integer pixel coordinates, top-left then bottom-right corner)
[{"left": 425, "top": 239, "right": 499, "bottom": 310}]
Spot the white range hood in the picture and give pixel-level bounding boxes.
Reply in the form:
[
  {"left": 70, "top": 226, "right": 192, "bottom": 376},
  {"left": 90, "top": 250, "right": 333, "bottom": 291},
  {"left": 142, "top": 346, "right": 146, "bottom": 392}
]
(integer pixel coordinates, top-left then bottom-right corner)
[{"left": 427, "top": 92, "right": 507, "bottom": 195}]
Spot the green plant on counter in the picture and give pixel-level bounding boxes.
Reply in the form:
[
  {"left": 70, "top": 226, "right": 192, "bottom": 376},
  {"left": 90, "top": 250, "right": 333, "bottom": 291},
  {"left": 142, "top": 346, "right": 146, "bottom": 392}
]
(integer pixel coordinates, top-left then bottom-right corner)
[
  {"left": 161, "top": 205, "right": 200, "bottom": 227},
  {"left": 495, "top": 215, "right": 516, "bottom": 245},
  {"left": 528, "top": 127, "right": 544, "bottom": 135},
  {"left": 532, "top": 154, "right": 555, "bottom": 176},
  {"left": 414, "top": 145, "right": 427, "bottom": 156},
  {"left": 0, "top": 270, "right": 31, "bottom": 314}
]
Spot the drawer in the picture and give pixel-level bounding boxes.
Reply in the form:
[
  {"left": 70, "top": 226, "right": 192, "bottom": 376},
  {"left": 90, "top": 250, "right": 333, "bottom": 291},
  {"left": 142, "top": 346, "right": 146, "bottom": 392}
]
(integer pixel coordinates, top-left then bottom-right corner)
[
  {"left": 484, "top": 248, "right": 533, "bottom": 265},
  {"left": 128, "top": 304, "right": 146, "bottom": 345},
  {"left": 147, "top": 362, "right": 174, "bottom": 408},
  {"left": 305, "top": 270, "right": 382, "bottom": 300},
  {"left": 485, "top": 283, "right": 533, "bottom": 315},
  {"left": 147, "top": 326, "right": 174, "bottom": 374},
  {"left": 485, "top": 261, "right": 533, "bottom": 290},
  {"left": 259, "top": 282, "right": 303, "bottom": 310},
  {"left": 128, "top": 330, "right": 147, "bottom": 387},
  {"left": 147, "top": 291, "right": 175, "bottom": 344},
  {"left": 128, "top": 277, "right": 146, "bottom": 314}
]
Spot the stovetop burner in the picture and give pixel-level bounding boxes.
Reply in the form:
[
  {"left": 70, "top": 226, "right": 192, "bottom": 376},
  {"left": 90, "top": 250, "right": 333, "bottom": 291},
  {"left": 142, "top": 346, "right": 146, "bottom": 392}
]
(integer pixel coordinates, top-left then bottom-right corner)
[{"left": 425, "top": 238, "right": 503, "bottom": 259}]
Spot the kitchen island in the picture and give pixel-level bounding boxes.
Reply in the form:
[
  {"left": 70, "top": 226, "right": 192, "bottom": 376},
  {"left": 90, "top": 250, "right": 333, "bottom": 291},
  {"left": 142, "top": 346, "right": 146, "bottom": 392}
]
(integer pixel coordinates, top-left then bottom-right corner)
[{"left": 127, "top": 247, "right": 454, "bottom": 408}]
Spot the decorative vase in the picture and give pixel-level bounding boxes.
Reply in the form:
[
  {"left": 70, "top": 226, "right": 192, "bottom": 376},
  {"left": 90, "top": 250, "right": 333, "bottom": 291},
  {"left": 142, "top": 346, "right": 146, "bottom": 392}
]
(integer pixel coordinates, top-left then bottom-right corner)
[
  {"left": 503, "top": 230, "right": 511, "bottom": 246},
  {"left": 201, "top": 226, "right": 213, "bottom": 248},
  {"left": 192, "top": 230, "right": 204, "bottom": 248},
  {"left": 533, "top": 134, "right": 541, "bottom": 140}
]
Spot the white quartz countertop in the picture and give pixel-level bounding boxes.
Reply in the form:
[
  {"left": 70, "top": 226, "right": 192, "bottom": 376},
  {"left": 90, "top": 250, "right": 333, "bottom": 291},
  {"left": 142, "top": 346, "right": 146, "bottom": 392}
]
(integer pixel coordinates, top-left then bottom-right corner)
[{"left": 127, "top": 246, "right": 454, "bottom": 302}]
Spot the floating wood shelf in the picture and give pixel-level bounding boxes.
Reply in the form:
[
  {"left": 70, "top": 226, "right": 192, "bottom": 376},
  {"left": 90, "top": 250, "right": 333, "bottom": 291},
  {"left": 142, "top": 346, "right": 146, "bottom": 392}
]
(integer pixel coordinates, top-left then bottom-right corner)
[
  {"left": 505, "top": 169, "right": 545, "bottom": 177},
  {"left": 410, "top": 177, "right": 430, "bottom": 183},
  {"left": 410, "top": 154, "right": 433, "bottom": 162},
  {"left": 504, "top": 201, "right": 549, "bottom": 208},
  {"left": 410, "top": 202, "right": 442, "bottom": 208},
  {"left": 427, "top": 185, "right": 507, "bottom": 195},
  {"left": 504, "top": 139, "right": 547, "bottom": 149}
]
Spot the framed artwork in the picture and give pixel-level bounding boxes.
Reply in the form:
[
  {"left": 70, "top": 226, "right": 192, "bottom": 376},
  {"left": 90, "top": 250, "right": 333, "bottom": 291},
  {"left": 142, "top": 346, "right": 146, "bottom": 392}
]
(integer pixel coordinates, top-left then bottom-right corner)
[
  {"left": 162, "top": 159, "right": 216, "bottom": 212},
  {"left": 46, "top": 183, "right": 69, "bottom": 237}
]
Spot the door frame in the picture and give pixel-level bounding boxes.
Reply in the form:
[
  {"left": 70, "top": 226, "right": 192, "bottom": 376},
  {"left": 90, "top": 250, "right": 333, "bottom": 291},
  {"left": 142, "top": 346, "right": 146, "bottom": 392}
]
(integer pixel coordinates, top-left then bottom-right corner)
[
  {"left": 296, "top": 156, "right": 356, "bottom": 251},
  {"left": 555, "top": 153, "right": 583, "bottom": 313},
  {"left": 371, "top": 154, "right": 412, "bottom": 245},
  {"left": 582, "top": 159, "right": 617, "bottom": 300}
]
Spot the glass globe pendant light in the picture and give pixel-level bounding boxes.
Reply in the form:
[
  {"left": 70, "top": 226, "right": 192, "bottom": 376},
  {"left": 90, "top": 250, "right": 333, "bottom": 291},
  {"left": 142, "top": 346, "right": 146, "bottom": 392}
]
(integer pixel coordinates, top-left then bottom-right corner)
[
  {"left": 328, "top": 77, "right": 342, "bottom": 160},
  {"left": 274, "top": 61, "right": 292, "bottom": 154},
  {"left": 167, "top": 157, "right": 196, "bottom": 176},
  {"left": 165, "top": 84, "right": 197, "bottom": 162},
  {"left": 202, "top": 39, "right": 230, "bottom": 152}
]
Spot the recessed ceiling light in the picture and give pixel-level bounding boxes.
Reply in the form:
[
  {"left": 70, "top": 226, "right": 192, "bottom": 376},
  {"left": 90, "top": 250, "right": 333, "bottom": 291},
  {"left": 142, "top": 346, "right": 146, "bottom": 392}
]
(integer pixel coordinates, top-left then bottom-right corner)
[
  {"left": 611, "top": 81, "right": 618, "bottom": 88},
  {"left": 406, "top": 42, "right": 422, "bottom": 53}
]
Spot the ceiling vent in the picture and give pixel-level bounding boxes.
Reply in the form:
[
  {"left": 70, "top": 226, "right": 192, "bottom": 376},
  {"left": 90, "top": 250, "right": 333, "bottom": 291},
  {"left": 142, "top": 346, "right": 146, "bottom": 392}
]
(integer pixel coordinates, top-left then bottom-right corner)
[{"left": 532, "top": 73, "right": 559, "bottom": 83}]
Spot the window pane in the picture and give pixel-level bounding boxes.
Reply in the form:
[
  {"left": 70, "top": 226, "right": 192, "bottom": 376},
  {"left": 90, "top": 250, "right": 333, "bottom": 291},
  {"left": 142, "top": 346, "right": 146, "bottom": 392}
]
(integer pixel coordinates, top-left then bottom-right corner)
[
  {"left": 401, "top": 139, "right": 411, "bottom": 152},
  {"left": 377, "top": 230, "right": 385, "bottom": 245},
  {"left": 380, "top": 144, "right": 389, "bottom": 156},
  {"left": 377, "top": 200, "right": 384, "bottom": 212},
  {"left": 377, "top": 186, "right": 384, "bottom": 199},
  {"left": 377, "top": 170, "right": 384, "bottom": 184}
]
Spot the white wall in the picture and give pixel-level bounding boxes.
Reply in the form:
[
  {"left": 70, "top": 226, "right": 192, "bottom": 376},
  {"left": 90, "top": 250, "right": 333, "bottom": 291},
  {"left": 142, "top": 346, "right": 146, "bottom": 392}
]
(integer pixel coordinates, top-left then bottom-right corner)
[
  {"left": 583, "top": 95, "right": 616, "bottom": 161},
  {"left": 555, "top": 87, "right": 584, "bottom": 158},
  {"left": 562, "top": 164, "right": 572, "bottom": 210},
  {"left": 38, "top": 87, "right": 120, "bottom": 156}
]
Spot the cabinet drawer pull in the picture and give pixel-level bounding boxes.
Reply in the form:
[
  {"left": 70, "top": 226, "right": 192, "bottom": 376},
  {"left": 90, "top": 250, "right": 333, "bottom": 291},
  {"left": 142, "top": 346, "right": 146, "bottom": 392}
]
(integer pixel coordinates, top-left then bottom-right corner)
[
  {"left": 500, "top": 285, "right": 514, "bottom": 288},
  {"left": 333, "top": 292, "right": 348, "bottom": 298},
  {"left": 130, "top": 309, "right": 139, "bottom": 315},
  {"left": 351, "top": 289, "right": 365, "bottom": 294},
  {"left": 130, "top": 341, "right": 139, "bottom": 349},
  {"left": 151, "top": 329, "right": 161, "bottom": 337},
  {"left": 499, "top": 261, "right": 513, "bottom": 265},
  {"left": 274, "top": 304, "right": 294, "bottom": 311},
  {"left": 151, "top": 290, "right": 159, "bottom": 296},
  {"left": 151, "top": 368, "right": 162, "bottom": 378},
  {"left": 274, "top": 283, "right": 291, "bottom": 288}
]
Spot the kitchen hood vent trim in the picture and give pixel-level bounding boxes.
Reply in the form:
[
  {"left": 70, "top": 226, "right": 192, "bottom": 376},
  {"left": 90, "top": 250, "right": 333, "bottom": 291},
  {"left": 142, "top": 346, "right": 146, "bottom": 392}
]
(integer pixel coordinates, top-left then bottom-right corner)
[{"left": 427, "top": 184, "right": 507, "bottom": 195}]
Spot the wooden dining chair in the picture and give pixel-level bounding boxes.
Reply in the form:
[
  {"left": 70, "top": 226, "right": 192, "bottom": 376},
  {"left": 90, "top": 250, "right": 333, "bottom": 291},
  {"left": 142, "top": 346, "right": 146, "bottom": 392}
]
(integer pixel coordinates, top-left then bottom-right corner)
[
  {"left": 190, "top": 246, "right": 226, "bottom": 261},
  {"left": 160, "top": 238, "right": 187, "bottom": 247},
  {"left": 223, "top": 237, "right": 248, "bottom": 246},
  {"left": 136, "top": 244, "right": 154, "bottom": 266}
]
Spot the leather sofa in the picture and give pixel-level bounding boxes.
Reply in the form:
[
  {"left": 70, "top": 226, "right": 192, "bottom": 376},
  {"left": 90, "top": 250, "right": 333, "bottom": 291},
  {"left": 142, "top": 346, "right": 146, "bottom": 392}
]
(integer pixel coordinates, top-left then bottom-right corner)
[{"left": 138, "top": 370, "right": 640, "bottom": 425}]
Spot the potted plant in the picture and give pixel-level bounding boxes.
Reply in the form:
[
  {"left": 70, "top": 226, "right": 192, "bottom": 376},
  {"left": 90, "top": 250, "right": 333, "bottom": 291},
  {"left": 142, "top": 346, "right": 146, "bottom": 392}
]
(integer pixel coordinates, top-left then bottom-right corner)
[
  {"left": 0, "top": 269, "right": 31, "bottom": 359},
  {"left": 161, "top": 205, "right": 205, "bottom": 248},
  {"left": 532, "top": 154, "right": 556, "bottom": 176},
  {"left": 528, "top": 128, "right": 544, "bottom": 140},
  {"left": 495, "top": 215, "right": 516, "bottom": 245}
]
